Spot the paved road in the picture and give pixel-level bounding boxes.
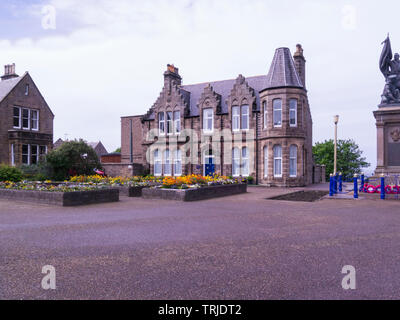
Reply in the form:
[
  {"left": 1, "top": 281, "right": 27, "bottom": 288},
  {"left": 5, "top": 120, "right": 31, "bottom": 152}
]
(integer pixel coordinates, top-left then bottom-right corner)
[{"left": 0, "top": 186, "right": 400, "bottom": 299}]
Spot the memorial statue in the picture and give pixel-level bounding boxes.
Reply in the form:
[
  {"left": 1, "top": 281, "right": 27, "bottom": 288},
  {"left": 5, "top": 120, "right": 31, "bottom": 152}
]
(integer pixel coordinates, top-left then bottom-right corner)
[{"left": 380, "top": 35, "right": 400, "bottom": 104}]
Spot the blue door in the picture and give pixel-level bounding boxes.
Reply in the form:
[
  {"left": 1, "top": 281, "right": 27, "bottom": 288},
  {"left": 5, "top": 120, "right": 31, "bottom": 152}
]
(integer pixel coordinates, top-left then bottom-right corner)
[{"left": 204, "top": 156, "right": 215, "bottom": 176}]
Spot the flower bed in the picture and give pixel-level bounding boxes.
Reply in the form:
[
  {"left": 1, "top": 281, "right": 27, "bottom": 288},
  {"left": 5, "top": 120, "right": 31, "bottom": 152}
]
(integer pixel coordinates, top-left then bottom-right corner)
[
  {"left": 142, "top": 183, "right": 247, "bottom": 201},
  {"left": 142, "top": 174, "right": 247, "bottom": 201},
  {"left": 0, "top": 181, "right": 119, "bottom": 206}
]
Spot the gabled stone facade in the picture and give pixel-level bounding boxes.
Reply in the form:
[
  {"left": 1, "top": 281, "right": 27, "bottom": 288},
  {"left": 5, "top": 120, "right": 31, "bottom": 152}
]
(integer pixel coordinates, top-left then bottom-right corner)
[
  {"left": 0, "top": 64, "right": 54, "bottom": 166},
  {"left": 121, "top": 45, "right": 314, "bottom": 187}
]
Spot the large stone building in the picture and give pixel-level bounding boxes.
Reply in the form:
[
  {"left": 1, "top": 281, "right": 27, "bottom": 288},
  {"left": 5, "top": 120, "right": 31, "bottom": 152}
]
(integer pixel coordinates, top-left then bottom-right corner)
[
  {"left": 121, "top": 45, "right": 314, "bottom": 186},
  {"left": 0, "top": 64, "right": 54, "bottom": 166}
]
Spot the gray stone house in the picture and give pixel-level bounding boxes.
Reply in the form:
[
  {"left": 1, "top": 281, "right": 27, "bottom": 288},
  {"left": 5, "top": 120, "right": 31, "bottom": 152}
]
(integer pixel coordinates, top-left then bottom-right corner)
[
  {"left": 121, "top": 45, "right": 314, "bottom": 186},
  {"left": 0, "top": 64, "right": 54, "bottom": 166}
]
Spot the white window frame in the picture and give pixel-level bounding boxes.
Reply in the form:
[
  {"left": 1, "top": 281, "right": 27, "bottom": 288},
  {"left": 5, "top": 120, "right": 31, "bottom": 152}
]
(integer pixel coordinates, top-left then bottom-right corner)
[
  {"left": 154, "top": 149, "right": 162, "bottom": 176},
  {"left": 173, "top": 149, "right": 182, "bottom": 176},
  {"left": 232, "top": 147, "right": 241, "bottom": 177},
  {"left": 203, "top": 108, "right": 214, "bottom": 133},
  {"left": 273, "top": 145, "right": 282, "bottom": 177},
  {"left": 264, "top": 145, "right": 268, "bottom": 177},
  {"left": 163, "top": 149, "right": 172, "bottom": 176},
  {"left": 13, "top": 106, "right": 21, "bottom": 129},
  {"left": 263, "top": 101, "right": 267, "bottom": 129},
  {"left": 166, "top": 111, "right": 173, "bottom": 135},
  {"left": 289, "top": 145, "right": 297, "bottom": 177},
  {"left": 158, "top": 112, "right": 165, "bottom": 136},
  {"left": 241, "top": 147, "right": 249, "bottom": 177},
  {"left": 31, "top": 110, "right": 39, "bottom": 131},
  {"left": 232, "top": 106, "right": 240, "bottom": 131},
  {"left": 289, "top": 99, "right": 297, "bottom": 127},
  {"left": 273, "top": 99, "right": 282, "bottom": 128},
  {"left": 241, "top": 105, "right": 249, "bottom": 130},
  {"left": 22, "top": 108, "right": 30, "bottom": 130},
  {"left": 173, "top": 110, "right": 181, "bottom": 134}
]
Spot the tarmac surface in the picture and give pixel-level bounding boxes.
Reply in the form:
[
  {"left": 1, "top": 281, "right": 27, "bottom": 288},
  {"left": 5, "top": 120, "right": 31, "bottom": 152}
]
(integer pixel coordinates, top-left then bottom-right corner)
[{"left": 1, "top": 185, "right": 400, "bottom": 300}]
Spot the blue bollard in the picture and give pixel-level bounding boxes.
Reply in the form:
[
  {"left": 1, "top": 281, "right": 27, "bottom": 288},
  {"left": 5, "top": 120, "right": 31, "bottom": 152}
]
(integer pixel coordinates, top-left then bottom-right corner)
[
  {"left": 339, "top": 173, "right": 343, "bottom": 192},
  {"left": 354, "top": 174, "right": 358, "bottom": 199},
  {"left": 333, "top": 174, "right": 337, "bottom": 194},
  {"left": 329, "top": 174, "right": 333, "bottom": 197},
  {"left": 361, "top": 173, "right": 365, "bottom": 192},
  {"left": 381, "top": 176, "right": 385, "bottom": 200}
]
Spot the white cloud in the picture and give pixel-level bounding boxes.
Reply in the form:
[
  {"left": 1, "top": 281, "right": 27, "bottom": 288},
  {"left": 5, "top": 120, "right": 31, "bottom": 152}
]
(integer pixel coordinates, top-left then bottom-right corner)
[{"left": 1, "top": 0, "right": 398, "bottom": 170}]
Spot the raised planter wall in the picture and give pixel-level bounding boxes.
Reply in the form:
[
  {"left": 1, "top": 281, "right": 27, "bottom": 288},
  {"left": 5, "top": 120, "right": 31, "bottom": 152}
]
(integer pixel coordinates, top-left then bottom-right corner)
[
  {"left": 142, "top": 183, "right": 247, "bottom": 201},
  {"left": 118, "top": 185, "right": 147, "bottom": 197},
  {"left": 0, "top": 188, "right": 119, "bottom": 206}
]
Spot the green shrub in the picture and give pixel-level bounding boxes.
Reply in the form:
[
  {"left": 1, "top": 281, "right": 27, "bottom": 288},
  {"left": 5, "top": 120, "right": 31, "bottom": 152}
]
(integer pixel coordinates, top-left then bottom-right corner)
[
  {"left": 0, "top": 164, "right": 23, "bottom": 182},
  {"left": 19, "top": 163, "right": 52, "bottom": 181}
]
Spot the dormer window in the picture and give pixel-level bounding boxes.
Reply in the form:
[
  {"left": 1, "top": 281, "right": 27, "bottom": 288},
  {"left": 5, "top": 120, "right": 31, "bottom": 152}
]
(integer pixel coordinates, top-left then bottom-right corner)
[
  {"left": 241, "top": 105, "right": 249, "bottom": 130},
  {"left": 166, "top": 111, "right": 173, "bottom": 135},
  {"left": 232, "top": 106, "right": 240, "bottom": 131},
  {"left": 158, "top": 112, "right": 165, "bottom": 135},
  {"left": 273, "top": 99, "right": 282, "bottom": 127},
  {"left": 203, "top": 108, "right": 213, "bottom": 133}
]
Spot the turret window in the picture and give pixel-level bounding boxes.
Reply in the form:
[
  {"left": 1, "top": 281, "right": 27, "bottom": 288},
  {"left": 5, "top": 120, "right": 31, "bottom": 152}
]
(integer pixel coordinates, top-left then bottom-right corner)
[
  {"left": 273, "top": 145, "right": 282, "bottom": 177},
  {"left": 263, "top": 101, "right": 267, "bottom": 129},
  {"left": 289, "top": 145, "right": 298, "bottom": 177},
  {"left": 289, "top": 99, "right": 297, "bottom": 127},
  {"left": 273, "top": 99, "right": 282, "bottom": 127},
  {"left": 264, "top": 145, "right": 268, "bottom": 177}
]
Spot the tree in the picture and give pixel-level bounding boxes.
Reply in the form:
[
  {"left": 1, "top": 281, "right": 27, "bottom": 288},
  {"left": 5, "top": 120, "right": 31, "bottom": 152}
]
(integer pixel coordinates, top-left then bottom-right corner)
[
  {"left": 114, "top": 147, "right": 121, "bottom": 153},
  {"left": 313, "top": 139, "right": 370, "bottom": 181},
  {"left": 46, "top": 139, "right": 101, "bottom": 180}
]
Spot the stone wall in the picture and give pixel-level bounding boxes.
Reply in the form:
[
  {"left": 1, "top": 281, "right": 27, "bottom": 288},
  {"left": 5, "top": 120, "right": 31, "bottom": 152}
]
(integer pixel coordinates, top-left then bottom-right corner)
[{"left": 102, "top": 163, "right": 144, "bottom": 177}]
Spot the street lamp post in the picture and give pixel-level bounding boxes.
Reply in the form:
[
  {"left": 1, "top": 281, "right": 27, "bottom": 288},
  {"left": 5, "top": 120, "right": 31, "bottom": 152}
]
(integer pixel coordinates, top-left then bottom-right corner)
[{"left": 334, "top": 115, "right": 339, "bottom": 175}]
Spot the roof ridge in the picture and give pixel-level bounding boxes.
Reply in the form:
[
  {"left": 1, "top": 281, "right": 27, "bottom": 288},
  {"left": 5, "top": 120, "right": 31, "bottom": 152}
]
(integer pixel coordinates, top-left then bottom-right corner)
[{"left": 181, "top": 74, "right": 266, "bottom": 88}]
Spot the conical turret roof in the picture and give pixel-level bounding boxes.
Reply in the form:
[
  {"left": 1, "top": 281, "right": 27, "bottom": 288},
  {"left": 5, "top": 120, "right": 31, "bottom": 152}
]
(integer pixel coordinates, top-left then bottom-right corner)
[{"left": 264, "top": 47, "right": 303, "bottom": 89}]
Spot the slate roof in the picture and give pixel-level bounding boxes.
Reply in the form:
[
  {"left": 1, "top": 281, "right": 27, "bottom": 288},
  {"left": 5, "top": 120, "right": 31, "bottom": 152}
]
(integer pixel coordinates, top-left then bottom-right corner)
[
  {"left": 0, "top": 74, "right": 24, "bottom": 103},
  {"left": 179, "top": 75, "right": 267, "bottom": 117},
  {"left": 264, "top": 47, "right": 303, "bottom": 89},
  {"left": 144, "top": 47, "right": 303, "bottom": 119}
]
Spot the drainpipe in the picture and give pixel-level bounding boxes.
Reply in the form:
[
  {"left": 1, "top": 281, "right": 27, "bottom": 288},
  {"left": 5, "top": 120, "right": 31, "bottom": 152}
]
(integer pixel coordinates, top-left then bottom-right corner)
[
  {"left": 130, "top": 119, "right": 133, "bottom": 163},
  {"left": 255, "top": 111, "right": 259, "bottom": 185}
]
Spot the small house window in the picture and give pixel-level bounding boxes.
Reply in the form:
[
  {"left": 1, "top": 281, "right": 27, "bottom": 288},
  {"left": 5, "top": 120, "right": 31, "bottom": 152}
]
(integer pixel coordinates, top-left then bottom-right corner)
[
  {"left": 22, "top": 144, "right": 29, "bottom": 165},
  {"left": 241, "top": 147, "right": 249, "bottom": 176},
  {"left": 31, "top": 110, "right": 39, "bottom": 131},
  {"left": 13, "top": 107, "right": 21, "bottom": 128},
  {"left": 25, "top": 84, "right": 29, "bottom": 96},
  {"left": 163, "top": 149, "right": 172, "bottom": 176},
  {"left": 174, "top": 149, "right": 182, "bottom": 176},
  {"left": 31, "top": 145, "right": 39, "bottom": 164},
  {"left": 154, "top": 149, "right": 162, "bottom": 176},
  {"left": 22, "top": 108, "right": 30, "bottom": 129},
  {"left": 166, "top": 111, "right": 173, "bottom": 135}
]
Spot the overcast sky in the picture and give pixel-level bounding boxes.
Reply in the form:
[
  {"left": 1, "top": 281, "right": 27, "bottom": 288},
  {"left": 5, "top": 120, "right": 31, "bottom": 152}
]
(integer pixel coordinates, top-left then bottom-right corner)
[{"left": 1, "top": 0, "right": 399, "bottom": 173}]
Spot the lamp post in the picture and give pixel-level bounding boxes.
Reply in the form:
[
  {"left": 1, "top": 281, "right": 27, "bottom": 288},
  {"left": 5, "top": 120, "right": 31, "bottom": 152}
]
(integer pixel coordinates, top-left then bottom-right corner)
[{"left": 334, "top": 115, "right": 339, "bottom": 175}]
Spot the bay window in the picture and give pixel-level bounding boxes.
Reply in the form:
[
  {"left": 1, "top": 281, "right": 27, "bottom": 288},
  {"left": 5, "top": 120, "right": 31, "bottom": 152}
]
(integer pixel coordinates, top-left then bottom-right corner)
[
  {"left": 22, "top": 108, "right": 30, "bottom": 129},
  {"left": 154, "top": 149, "right": 162, "bottom": 176},
  {"left": 31, "top": 145, "right": 39, "bottom": 164},
  {"left": 263, "top": 101, "right": 267, "bottom": 129},
  {"left": 264, "top": 146, "right": 268, "bottom": 177},
  {"left": 163, "top": 149, "right": 172, "bottom": 176},
  {"left": 22, "top": 144, "right": 29, "bottom": 165},
  {"left": 166, "top": 111, "right": 173, "bottom": 135},
  {"left": 232, "top": 148, "right": 240, "bottom": 177},
  {"left": 241, "top": 147, "right": 249, "bottom": 176},
  {"left": 31, "top": 110, "right": 39, "bottom": 131},
  {"left": 13, "top": 107, "right": 21, "bottom": 128},
  {"left": 174, "top": 149, "right": 182, "bottom": 176}
]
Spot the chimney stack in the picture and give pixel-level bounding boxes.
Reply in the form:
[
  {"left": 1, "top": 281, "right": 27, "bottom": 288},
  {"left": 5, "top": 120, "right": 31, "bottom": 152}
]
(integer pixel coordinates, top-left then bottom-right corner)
[
  {"left": 1, "top": 63, "right": 19, "bottom": 81},
  {"left": 293, "top": 44, "right": 306, "bottom": 89},
  {"left": 164, "top": 64, "right": 182, "bottom": 92}
]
